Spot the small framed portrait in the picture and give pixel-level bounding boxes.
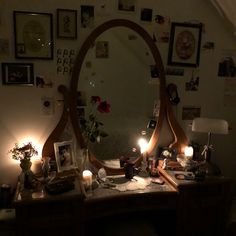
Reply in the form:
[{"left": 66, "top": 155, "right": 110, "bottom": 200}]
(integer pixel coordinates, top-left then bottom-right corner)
[
  {"left": 140, "top": 8, "right": 153, "bottom": 22},
  {"left": 168, "top": 22, "right": 202, "bottom": 67},
  {"left": 81, "top": 5, "right": 94, "bottom": 28},
  {"left": 13, "top": 11, "right": 53, "bottom": 59},
  {"left": 96, "top": 41, "right": 109, "bottom": 58},
  {"left": 182, "top": 106, "right": 201, "bottom": 120},
  {"left": 54, "top": 141, "right": 76, "bottom": 172},
  {"left": 1, "top": 63, "right": 34, "bottom": 85},
  {"left": 57, "top": 9, "right": 77, "bottom": 39}
]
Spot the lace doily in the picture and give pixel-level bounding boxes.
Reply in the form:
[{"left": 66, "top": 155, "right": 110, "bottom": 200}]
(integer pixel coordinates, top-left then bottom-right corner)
[{"left": 112, "top": 176, "right": 151, "bottom": 192}]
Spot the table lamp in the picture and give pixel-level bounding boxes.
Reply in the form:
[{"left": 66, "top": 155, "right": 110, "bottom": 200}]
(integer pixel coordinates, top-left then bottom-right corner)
[{"left": 192, "top": 117, "right": 228, "bottom": 175}]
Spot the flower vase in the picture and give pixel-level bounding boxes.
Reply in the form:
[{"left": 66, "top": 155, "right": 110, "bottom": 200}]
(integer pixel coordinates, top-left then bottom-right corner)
[{"left": 19, "top": 159, "right": 33, "bottom": 190}]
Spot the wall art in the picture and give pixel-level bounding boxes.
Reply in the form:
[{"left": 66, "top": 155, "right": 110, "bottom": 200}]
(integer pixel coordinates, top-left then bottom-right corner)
[
  {"left": 168, "top": 22, "right": 202, "bottom": 67},
  {"left": 57, "top": 9, "right": 77, "bottom": 39},
  {"left": 1, "top": 62, "right": 34, "bottom": 85},
  {"left": 81, "top": 5, "right": 94, "bottom": 28},
  {"left": 13, "top": 11, "right": 53, "bottom": 59}
]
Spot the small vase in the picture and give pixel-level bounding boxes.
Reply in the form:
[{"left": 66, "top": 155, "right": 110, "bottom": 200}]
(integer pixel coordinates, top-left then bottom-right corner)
[{"left": 19, "top": 159, "right": 33, "bottom": 190}]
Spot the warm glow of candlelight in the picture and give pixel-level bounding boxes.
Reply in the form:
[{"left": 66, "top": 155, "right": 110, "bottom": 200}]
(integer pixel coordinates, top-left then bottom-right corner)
[
  {"left": 138, "top": 138, "right": 148, "bottom": 154},
  {"left": 82, "top": 170, "right": 93, "bottom": 187},
  {"left": 184, "top": 146, "right": 194, "bottom": 159}
]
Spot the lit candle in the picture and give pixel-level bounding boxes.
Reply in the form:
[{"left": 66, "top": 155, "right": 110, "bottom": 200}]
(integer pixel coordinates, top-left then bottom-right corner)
[
  {"left": 82, "top": 170, "right": 93, "bottom": 187},
  {"left": 184, "top": 146, "right": 194, "bottom": 159}
]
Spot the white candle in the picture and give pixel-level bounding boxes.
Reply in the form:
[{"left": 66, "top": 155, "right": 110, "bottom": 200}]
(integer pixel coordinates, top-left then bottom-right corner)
[
  {"left": 184, "top": 146, "right": 194, "bottom": 159},
  {"left": 82, "top": 170, "right": 93, "bottom": 187}
]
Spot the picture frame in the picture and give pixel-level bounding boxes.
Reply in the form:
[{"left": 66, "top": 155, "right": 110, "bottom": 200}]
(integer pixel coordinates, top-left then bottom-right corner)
[
  {"left": 1, "top": 63, "right": 34, "bottom": 85},
  {"left": 13, "top": 11, "right": 53, "bottom": 59},
  {"left": 54, "top": 141, "right": 76, "bottom": 172},
  {"left": 167, "top": 22, "right": 202, "bottom": 67},
  {"left": 57, "top": 9, "right": 77, "bottom": 39}
]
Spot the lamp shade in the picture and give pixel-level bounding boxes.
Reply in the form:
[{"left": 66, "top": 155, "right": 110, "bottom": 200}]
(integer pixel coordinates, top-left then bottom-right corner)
[{"left": 192, "top": 117, "right": 228, "bottom": 134}]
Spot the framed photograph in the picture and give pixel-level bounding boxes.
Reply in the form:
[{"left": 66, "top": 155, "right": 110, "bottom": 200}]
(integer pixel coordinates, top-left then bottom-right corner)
[
  {"left": 81, "top": 5, "right": 94, "bottom": 28},
  {"left": 57, "top": 9, "right": 77, "bottom": 39},
  {"left": 167, "top": 22, "right": 202, "bottom": 67},
  {"left": 13, "top": 11, "right": 53, "bottom": 59},
  {"left": 182, "top": 106, "right": 201, "bottom": 120},
  {"left": 54, "top": 141, "right": 76, "bottom": 172},
  {"left": 96, "top": 41, "right": 109, "bottom": 58},
  {"left": 1, "top": 63, "right": 34, "bottom": 85}
]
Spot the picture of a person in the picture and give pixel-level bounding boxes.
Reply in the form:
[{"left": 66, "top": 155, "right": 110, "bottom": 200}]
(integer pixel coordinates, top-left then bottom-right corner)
[{"left": 59, "top": 145, "right": 72, "bottom": 167}]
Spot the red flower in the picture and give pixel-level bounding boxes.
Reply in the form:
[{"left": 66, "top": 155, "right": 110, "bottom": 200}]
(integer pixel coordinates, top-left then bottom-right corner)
[
  {"left": 97, "top": 101, "right": 111, "bottom": 113},
  {"left": 91, "top": 96, "right": 101, "bottom": 104}
]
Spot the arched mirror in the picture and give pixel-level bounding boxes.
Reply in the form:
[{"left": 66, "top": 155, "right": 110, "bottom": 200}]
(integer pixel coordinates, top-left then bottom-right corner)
[
  {"left": 42, "top": 19, "right": 188, "bottom": 175},
  {"left": 78, "top": 26, "right": 160, "bottom": 168}
]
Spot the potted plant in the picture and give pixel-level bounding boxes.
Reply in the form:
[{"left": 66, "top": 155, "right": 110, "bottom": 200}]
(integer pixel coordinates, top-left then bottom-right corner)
[{"left": 9, "top": 142, "right": 38, "bottom": 190}]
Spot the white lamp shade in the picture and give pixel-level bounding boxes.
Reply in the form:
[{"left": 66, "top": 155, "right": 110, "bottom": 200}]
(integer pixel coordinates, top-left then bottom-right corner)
[{"left": 192, "top": 117, "right": 228, "bottom": 134}]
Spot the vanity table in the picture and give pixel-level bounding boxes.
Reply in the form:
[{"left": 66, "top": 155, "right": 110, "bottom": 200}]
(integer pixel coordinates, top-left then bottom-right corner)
[
  {"left": 158, "top": 167, "right": 232, "bottom": 236},
  {"left": 13, "top": 170, "right": 232, "bottom": 236}
]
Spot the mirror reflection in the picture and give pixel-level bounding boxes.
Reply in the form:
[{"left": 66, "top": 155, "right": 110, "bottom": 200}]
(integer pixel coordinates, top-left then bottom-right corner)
[{"left": 77, "top": 27, "right": 160, "bottom": 167}]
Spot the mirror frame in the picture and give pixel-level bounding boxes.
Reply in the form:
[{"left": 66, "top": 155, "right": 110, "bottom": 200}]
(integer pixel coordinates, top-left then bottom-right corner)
[{"left": 42, "top": 19, "right": 188, "bottom": 175}]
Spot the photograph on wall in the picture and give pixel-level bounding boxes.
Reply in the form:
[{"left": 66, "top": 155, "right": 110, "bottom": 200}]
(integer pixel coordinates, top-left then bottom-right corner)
[
  {"left": 1, "top": 63, "right": 34, "bottom": 85},
  {"left": 118, "top": 0, "right": 136, "bottom": 12},
  {"left": 182, "top": 106, "right": 201, "bottom": 120},
  {"left": 96, "top": 41, "right": 109, "bottom": 58},
  {"left": 13, "top": 11, "right": 53, "bottom": 59},
  {"left": 153, "top": 14, "right": 171, "bottom": 43},
  {"left": 185, "top": 70, "right": 199, "bottom": 91},
  {"left": 81, "top": 5, "right": 94, "bottom": 28},
  {"left": 218, "top": 50, "right": 236, "bottom": 77},
  {"left": 202, "top": 41, "right": 215, "bottom": 51},
  {"left": 140, "top": 8, "right": 153, "bottom": 22},
  {"left": 166, "top": 67, "right": 184, "bottom": 76},
  {"left": 54, "top": 141, "right": 76, "bottom": 172},
  {"left": 57, "top": 9, "right": 77, "bottom": 39},
  {"left": 168, "top": 22, "right": 202, "bottom": 67}
]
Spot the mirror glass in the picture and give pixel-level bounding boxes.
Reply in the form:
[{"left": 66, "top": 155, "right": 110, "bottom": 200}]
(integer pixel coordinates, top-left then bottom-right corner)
[{"left": 77, "top": 27, "right": 160, "bottom": 168}]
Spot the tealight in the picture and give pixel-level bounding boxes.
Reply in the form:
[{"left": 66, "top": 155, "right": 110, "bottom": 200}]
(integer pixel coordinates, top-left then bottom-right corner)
[{"left": 82, "top": 170, "right": 93, "bottom": 187}]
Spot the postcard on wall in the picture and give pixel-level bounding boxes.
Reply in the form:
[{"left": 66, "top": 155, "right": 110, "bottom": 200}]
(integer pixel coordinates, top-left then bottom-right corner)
[
  {"left": 182, "top": 106, "right": 201, "bottom": 120},
  {"left": 96, "top": 41, "right": 109, "bottom": 58},
  {"left": 185, "top": 70, "right": 199, "bottom": 91},
  {"left": 218, "top": 50, "right": 236, "bottom": 78},
  {"left": 153, "top": 14, "right": 171, "bottom": 43}
]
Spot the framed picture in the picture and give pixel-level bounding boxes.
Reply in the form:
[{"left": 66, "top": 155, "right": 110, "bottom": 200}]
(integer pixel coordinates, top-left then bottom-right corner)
[
  {"left": 1, "top": 63, "right": 34, "bottom": 85},
  {"left": 13, "top": 11, "right": 53, "bottom": 59},
  {"left": 167, "top": 22, "right": 202, "bottom": 67},
  {"left": 57, "top": 9, "right": 77, "bottom": 39},
  {"left": 54, "top": 141, "right": 76, "bottom": 172},
  {"left": 81, "top": 5, "right": 94, "bottom": 28}
]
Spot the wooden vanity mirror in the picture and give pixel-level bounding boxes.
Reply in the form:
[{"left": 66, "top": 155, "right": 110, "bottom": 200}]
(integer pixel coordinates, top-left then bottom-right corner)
[{"left": 42, "top": 19, "right": 188, "bottom": 175}]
